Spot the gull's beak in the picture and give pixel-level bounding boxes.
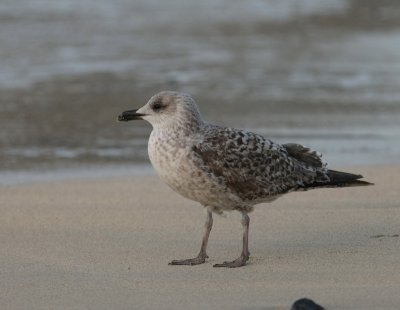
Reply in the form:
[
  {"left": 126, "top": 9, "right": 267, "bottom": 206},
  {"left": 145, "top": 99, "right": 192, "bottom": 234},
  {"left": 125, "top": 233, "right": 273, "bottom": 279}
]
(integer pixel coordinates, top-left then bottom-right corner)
[{"left": 118, "top": 109, "right": 145, "bottom": 122}]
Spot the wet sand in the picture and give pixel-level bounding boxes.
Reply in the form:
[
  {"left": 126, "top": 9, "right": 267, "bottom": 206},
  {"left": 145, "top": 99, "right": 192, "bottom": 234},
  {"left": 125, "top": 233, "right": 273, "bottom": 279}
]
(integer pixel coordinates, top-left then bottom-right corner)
[
  {"left": 2, "top": 1, "right": 400, "bottom": 170},
  {"left": 1, "top": 165, "right": 399, "bottom": 309}
]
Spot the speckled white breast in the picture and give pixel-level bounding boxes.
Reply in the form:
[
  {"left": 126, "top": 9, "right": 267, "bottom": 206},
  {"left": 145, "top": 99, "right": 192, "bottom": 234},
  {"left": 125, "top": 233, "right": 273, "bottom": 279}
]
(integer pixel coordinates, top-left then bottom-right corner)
[
  {"left": 148, "top": 129, "right": 189, "bottom": 188},
  {"left": 148, "top": 128, "right": 240, "bottom": 208}
]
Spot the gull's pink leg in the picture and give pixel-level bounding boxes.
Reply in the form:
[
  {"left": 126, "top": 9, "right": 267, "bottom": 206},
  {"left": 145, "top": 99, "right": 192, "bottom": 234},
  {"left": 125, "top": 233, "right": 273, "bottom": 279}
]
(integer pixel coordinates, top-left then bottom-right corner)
[
  {"left": 213, "top": 212, "right": 250, "bottom": 268},
  {"left": 169, "top": 207, "right": 213, "bottom": 266}
]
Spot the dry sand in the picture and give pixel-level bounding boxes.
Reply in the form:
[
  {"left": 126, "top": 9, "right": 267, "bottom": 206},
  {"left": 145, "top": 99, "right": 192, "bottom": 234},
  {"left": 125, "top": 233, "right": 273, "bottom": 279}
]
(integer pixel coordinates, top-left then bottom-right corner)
[{"left": 0, "top": 165, "right": 399, "bottom": 310}]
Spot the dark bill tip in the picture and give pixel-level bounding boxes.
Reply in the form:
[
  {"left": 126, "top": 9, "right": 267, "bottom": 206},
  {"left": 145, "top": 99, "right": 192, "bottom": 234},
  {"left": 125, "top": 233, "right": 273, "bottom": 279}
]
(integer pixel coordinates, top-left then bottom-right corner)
[{"left": 117, "top": 109, "right": 145, "bottom": 122}]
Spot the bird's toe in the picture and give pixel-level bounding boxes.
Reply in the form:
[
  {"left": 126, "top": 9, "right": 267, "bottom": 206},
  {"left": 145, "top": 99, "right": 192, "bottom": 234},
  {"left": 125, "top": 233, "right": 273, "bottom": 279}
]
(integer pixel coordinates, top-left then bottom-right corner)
[
  {"left": 213, "top": 254, "right": 249, "bottom": 268},
  {"left": 168, "top": 255, "right": 207, "bottom": 266}
]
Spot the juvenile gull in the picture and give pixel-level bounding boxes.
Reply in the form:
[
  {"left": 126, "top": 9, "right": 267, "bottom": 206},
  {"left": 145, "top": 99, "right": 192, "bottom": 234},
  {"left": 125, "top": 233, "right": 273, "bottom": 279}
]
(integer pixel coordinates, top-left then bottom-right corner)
[{"left": 118, "top": 91, "right": 372, "bottom": 268}]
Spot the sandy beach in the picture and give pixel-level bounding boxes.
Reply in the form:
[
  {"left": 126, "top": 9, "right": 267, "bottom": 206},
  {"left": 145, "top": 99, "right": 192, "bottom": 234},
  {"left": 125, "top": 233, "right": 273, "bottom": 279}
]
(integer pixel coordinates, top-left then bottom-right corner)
[{"left": 0, "top": 165, "right": 399, "bottom": 309}]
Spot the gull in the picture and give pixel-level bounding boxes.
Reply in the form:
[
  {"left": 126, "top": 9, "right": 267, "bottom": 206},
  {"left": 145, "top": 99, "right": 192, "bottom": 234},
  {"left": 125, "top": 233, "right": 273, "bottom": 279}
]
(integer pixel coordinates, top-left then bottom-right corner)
[{"left": 118, "top": 91, "right": 371, "bottom": 268}]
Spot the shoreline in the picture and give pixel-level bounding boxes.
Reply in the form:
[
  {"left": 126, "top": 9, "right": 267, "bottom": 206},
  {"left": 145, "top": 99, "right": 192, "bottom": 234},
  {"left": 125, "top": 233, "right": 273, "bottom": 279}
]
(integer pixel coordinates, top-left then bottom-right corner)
[
  {"left": 0, "top": 163, "right": 154, "bottom": 186},
  {"left": 0, "top": 161, "right": 389, "bottom": 187}
]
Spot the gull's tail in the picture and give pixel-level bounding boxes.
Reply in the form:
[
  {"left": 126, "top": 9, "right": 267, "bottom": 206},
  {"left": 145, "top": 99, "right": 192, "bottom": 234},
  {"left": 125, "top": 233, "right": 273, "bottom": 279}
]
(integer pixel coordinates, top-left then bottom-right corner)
[
  {"left": 283, "top": 143, "right": 373, "bottom": 189},
  {"left": 304, "top": 169, "right": 373, "bottom": 190},
  {"left": 326, "top": 169, "right": 372, "bottom": 187}
]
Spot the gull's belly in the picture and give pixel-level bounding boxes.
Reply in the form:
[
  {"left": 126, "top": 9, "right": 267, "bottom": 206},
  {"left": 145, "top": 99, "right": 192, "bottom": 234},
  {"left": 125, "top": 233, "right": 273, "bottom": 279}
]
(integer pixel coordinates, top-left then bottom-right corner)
[{"left": 148, "top": 137, "right": 239, "bottom": 208}]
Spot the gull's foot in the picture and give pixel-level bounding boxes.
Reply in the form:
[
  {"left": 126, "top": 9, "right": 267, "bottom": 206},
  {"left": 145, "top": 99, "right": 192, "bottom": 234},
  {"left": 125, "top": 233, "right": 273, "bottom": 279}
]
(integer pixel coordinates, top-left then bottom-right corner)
[
  {"left": 169, "top": 254, "right": 208, "bottom": 266},
  {"left": 213, "top": 254, "right": 249, "bottom": 268}
]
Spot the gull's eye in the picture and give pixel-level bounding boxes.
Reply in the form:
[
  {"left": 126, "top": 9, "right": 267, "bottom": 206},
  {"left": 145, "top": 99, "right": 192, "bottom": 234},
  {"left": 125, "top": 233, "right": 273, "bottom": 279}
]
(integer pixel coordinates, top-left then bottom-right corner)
[{"left": 152, "top": 101, "right": 163, "bottom": 111}]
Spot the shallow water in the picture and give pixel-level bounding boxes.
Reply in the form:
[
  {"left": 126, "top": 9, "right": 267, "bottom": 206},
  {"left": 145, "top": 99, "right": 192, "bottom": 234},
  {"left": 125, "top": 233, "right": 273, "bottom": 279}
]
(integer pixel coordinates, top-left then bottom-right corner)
[{"left": 1, "top": 0, "right": 400, "bottom": 174}]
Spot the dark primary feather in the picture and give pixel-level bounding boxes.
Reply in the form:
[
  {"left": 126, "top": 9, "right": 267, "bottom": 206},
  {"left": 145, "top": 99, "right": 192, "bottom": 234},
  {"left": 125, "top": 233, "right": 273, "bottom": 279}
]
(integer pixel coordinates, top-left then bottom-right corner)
[
  {"left": 303, "top": 169, "right": 373, "bottom": 189},
  {"left": 191, "top": 125, "right": 329, "bottom": 202}
]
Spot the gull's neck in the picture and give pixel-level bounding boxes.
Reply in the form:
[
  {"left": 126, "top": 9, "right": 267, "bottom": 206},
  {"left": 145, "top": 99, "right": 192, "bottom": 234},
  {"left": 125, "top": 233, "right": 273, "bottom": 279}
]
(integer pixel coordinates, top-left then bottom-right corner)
[{"left": 153, "top": 113, "right": 207, "bottom": 138}]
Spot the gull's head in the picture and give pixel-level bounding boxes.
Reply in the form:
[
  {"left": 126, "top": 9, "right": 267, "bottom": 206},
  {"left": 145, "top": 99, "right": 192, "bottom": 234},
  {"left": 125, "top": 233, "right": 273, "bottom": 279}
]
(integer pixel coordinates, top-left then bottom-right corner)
[{"left": 118, "top": 91, "right": 204, "bottom": 129}]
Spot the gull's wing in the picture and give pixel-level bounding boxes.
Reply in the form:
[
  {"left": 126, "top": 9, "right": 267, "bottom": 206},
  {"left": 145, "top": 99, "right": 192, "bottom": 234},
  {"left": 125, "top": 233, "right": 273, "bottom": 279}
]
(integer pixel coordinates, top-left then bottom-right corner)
[{"left": 191, "top": 125, "right": 328, "bottom": 202}]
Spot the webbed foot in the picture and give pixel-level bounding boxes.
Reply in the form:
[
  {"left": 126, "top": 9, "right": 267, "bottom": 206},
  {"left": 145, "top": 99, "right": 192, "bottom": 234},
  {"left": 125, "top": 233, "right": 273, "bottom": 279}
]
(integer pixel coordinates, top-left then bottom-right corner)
[
  {"left": 213, "top": 254, "right": 249, "bottom": 268},
  {"left": 169, "top": 254, "right": 208, "bottom": 266}
]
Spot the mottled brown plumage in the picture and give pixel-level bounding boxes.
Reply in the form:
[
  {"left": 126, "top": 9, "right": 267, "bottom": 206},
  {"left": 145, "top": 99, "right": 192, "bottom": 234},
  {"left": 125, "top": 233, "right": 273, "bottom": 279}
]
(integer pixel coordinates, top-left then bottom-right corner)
[{"left": 191, "top": 125, "right": 330, "bottom": 206}]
